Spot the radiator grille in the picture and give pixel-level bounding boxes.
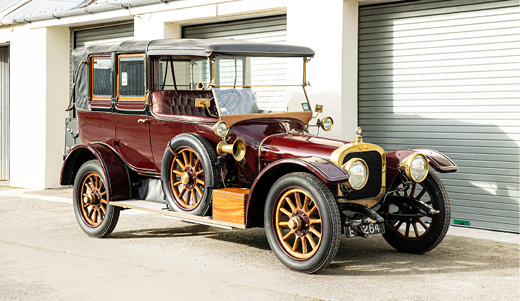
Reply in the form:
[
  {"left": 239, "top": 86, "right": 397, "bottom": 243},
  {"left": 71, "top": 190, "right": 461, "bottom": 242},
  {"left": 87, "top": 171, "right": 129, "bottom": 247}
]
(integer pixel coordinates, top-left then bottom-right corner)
[{"left": 342, "top": 150, "right": 383, "bottom": 201}]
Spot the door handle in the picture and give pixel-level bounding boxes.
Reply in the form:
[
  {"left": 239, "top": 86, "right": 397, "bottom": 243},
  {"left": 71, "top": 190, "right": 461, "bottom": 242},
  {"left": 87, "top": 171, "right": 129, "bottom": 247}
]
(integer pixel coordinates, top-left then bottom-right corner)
[{"left": 137, "top": 118, "right": 148, "bottom": 124}]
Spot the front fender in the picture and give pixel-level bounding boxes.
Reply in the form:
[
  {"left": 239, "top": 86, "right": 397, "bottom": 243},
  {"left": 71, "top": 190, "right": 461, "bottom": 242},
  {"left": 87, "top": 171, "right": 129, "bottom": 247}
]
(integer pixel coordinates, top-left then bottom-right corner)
[
  {"left": 386, "top": 148, "right": 457, "bottom": 186},
  {"left": 245, "top": 156, "right": 348, "bottom": 227},
  {"left": 60, "top": 143, "right": 131, "bottom": 202}
]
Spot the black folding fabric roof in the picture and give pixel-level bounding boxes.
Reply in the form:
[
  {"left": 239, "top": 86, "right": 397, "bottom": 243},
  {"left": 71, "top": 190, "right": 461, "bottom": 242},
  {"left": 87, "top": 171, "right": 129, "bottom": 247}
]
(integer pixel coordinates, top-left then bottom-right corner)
[{"left": 72, "top": 38, "right": 315, "bottom": 61}]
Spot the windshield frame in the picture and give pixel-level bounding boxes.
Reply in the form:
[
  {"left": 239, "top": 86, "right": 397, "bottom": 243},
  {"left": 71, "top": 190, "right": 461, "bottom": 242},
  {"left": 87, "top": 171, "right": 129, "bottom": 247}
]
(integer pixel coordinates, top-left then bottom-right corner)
[{"left": 208, "top": 56, "right": 312, "bottom": 118}]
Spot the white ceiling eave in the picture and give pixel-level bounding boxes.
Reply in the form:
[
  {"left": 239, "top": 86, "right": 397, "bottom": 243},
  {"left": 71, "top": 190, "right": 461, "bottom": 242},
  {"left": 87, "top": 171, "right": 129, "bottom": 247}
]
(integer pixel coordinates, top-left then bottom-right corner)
[{"left": 0, "top": 0, "right": 164, "bottom": 25}]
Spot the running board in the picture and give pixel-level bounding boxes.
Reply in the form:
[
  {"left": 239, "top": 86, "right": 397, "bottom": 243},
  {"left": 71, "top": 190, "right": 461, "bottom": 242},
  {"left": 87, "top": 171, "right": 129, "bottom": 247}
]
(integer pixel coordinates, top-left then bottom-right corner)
[{"left": 110, "top": 200, "right": 246, "bottom": 230}]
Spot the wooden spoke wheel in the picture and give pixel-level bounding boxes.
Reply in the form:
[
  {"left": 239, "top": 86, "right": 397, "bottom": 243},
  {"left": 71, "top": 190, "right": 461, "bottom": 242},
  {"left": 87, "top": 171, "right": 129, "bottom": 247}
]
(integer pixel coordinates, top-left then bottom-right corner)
[
  {"left": 382, "top": 172, "right": 451, "bottom": 254},
  {"left": 79, "top": 171, "right": 107, "bottom": 227},
  {"left": 162, "top": 133, "right": 217, "bottom": 216},
  {"left": 274, "top": 188, "right": 323, "bottom": 260},
  {"left": 73, "top": 160, "right": 120, "bottom": 238},
  {"left": 169, "top": 147, "right": 206, "bottom": 210},
  {"left": 265, "top": 172, "right": 341, "bottom": 273}
]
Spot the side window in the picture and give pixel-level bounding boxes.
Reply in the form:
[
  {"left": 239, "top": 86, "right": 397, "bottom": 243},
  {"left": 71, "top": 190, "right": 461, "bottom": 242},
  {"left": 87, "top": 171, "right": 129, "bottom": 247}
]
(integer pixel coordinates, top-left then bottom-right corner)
[
  {"left": 155, "top": 57, "right": 210, "bottom": 91},
  {"left": 119, "top": 55, "right": 146, "bottom": 100},
  {"left": 90, "top": 56, "right": 112, "bottom": 108}
]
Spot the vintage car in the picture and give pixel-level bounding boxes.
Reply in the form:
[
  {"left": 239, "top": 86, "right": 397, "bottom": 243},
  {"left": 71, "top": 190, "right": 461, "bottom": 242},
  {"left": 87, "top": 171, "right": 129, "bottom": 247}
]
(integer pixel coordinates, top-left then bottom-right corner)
[{"left": 61, "top": 39, "right": 458, "bottom": 273}]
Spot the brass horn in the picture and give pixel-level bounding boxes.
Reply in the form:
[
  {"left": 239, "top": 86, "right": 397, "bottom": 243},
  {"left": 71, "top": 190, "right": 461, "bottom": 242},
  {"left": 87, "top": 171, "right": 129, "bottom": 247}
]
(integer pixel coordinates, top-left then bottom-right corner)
[{"left": 216, "top": 138, "right": 246, "bottom": 162}]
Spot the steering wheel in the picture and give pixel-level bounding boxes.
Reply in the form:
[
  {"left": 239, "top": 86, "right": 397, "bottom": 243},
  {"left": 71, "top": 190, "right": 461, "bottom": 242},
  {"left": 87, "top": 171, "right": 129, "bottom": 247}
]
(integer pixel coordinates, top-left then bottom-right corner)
[{"left": 218, "top": 89, "right": 242, "bottom": 115}]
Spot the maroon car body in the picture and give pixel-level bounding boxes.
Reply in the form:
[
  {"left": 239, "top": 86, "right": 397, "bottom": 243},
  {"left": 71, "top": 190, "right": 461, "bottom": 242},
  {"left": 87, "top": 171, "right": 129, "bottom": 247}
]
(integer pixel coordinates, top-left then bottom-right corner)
[{"left": 61, "top": 39, "right": 458, "bottom": 273}]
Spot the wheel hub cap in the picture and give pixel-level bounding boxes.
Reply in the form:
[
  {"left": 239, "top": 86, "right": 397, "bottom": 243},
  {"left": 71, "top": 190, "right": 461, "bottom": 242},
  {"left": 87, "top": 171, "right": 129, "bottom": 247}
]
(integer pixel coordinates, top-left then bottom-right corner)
[
  {"left": 288, "top": 217, "right": 302, "bottom": 231},
  {"left": 83, "top": 193, "right": 97, "bottom": 205},
  {"left": 181, "top": 172, "right": 190, "bottom": 185}
]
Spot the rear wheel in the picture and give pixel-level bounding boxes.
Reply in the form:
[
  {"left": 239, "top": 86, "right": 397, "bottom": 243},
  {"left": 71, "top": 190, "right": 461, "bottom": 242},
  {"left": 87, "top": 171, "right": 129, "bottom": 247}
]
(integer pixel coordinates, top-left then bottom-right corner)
[
  {"left": 73, "top": 160, "right": 120, "bottom": 238},
  {"left": 264, "top": 172, "right": 341, "bottom": 273},
  {"left": 382, "top": 172, "right": 450, "bottom": 253}
]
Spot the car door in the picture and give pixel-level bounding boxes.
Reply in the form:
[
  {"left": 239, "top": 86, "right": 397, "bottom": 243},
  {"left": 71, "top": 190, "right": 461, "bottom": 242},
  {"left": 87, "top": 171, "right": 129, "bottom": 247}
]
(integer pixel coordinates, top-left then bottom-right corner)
[{"left": 114, "top": 53, "right": 156, "bottom": 172}]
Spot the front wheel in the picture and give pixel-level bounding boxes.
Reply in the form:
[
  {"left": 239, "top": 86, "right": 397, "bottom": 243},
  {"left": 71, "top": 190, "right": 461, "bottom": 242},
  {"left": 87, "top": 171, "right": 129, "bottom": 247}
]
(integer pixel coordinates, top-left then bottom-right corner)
[
  {"left": 382, "top": 172, "right": 451, "bottom": 253},
  {"left": 264, "top": 172, "right": 341, "bottom": 273},
  {"left": 73, "top": 160, "right": 120, "bottom": 238}
]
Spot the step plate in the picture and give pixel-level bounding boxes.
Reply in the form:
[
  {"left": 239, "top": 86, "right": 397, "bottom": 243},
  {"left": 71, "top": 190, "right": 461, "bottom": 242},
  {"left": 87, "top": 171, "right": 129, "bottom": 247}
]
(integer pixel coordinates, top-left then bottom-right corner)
[{"left": 110, "top": 200, "right": 246, "bottom": 229}]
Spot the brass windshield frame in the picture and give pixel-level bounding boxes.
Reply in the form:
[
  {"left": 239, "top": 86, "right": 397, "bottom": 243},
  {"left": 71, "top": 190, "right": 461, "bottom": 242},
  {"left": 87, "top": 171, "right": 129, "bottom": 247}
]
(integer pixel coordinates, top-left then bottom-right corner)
[{"left": 209, "top": 57, "right": 313, "bottom": 120}]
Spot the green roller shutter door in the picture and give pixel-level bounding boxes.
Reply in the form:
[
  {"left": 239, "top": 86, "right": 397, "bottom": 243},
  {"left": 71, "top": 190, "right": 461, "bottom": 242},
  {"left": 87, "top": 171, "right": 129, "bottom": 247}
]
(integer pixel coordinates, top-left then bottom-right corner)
[{"left": 359, "top": 0, "right": 520, "bottom": 232}]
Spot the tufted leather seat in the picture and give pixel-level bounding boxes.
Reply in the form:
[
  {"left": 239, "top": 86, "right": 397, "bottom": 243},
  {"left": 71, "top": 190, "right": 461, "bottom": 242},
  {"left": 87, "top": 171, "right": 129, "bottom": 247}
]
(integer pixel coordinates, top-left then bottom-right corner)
[{"left": 151, "top": 90, "right": 213, "bottom": 117}]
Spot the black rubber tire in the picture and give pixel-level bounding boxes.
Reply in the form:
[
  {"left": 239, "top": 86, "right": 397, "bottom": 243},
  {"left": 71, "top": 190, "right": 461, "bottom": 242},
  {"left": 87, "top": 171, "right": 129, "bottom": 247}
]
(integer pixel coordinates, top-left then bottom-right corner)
[
  {"left": 73, "top": 160, "right": 120, "bottom": 238},
  {"left": 161, "top": 133, "right": 218, "bottom": 216},
  {"left": 382, "top": 172, "right": 451, "bottom": 254},
  {"left": 264, "top": 172, "right": 341, "bottom": 273}
]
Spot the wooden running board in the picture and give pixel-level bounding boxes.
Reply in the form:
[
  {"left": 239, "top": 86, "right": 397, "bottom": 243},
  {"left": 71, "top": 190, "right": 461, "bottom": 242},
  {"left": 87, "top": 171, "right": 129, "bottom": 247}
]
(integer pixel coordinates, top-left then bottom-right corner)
[{"left": 110, "top": 200, "right": 246, "bottom": 229}]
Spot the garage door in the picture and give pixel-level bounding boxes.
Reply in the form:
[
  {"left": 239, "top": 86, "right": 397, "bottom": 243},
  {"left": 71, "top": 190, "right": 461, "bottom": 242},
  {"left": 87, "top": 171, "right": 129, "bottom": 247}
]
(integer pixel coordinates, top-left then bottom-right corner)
[
  {"left": 358, "top": 0, "right": 520, "bottom": 232},
  {"left": 183, "top": 15, "right": 288, "bottom": 110},
  {"left": 0, "top": 46, "right": 9, "bottom": 181}
]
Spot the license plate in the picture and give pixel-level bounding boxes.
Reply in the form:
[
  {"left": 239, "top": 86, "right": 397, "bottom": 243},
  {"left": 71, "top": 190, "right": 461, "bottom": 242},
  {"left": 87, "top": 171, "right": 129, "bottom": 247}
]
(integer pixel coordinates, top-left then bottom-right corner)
[{"left": 345, "top": 223, "right": 385, "bottom": 238}]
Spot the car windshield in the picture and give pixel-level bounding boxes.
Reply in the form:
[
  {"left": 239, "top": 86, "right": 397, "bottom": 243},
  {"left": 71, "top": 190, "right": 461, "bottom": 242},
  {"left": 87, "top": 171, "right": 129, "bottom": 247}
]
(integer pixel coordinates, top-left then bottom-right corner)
[{"left": 212, "top": 57, "right": 311, "bottom": 116}]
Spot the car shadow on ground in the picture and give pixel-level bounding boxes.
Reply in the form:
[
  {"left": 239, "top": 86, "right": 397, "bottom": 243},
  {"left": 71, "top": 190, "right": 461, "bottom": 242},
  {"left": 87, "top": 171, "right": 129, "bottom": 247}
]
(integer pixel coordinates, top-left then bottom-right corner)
[{"left": 108, "top": 223, "right": 519, "bottom": 276}]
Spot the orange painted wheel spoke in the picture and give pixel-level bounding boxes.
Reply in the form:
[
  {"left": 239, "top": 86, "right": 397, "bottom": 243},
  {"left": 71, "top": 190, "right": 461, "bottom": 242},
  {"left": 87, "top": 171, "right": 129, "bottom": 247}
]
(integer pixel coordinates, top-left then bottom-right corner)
[
  {"left": 193, "top": 158, "right": 200, "bottom": 169},
  {"left": 195, "top": 170, "right": 204, "bottom": 177},
  {"left": 306, "top": 234, "right": 317, "bottom": 249},
  {"left": 177, "top": 187, "right": 186, "bottom": 198},
  {"left": 184, "top": 191, "right": 191, "bottom": 205},
  {"left": 309, "top": 218, "right": 321, "bottom": 225},
  {"left": 405, "top": 222, "right": 411, "bottom": 237},
  {"left": 279, "top": 221, "right": 289, "bottom": 226},
  {"left": 100, "top": 205, "right": 106, "bottom": 214},
  {"left": 100, "top": 198, "right": 107, "bottom": 204},
  {"left": 292, "top": 237, "right": 300, "bottom": 251},
  {"left": 285, "top": 197, "right": 296, "bottom": 212},
  {"left": 301, "top": 238, "right": 308, "bottom": 254},
  {"left": 192, "top": 190, "right": 198, "bottom": 205},
  {"left": 294, "top": 193, "right": 302, "bottom": 209},
  {"left": 283, "top": 230, "right": 294, "bottom": 241},
  {"left": 173, "top": 180, "right": 182, "bottom": 187},
  {"left": 181, "top": 152, "right": 188, "bottom": 166},
  {"left": 175, "top": 158, "right": 185, "bottom": 170},
  {"left": 189, "top": 151, "right": 193, "bottom": 166},
  {"left": 307, "top": 205, "right": 317, "bottom": 216},
  {"left": 196, "top": 179, "right": 205, "bottom": 185},
  {"left": 195, "top": 185, "right": 203, "bottom": 197},
  {"left": 309, "top": 226, "right": 321, "bottom": 238},
  {"left": 172, "top": 170, "right": 182, "bottom": 176},
  {"left": 303, "top": 195, "right": 309, "bottom": 212},
  {"left": 280, "top": 208, "right": 292, "bottom": 217}
]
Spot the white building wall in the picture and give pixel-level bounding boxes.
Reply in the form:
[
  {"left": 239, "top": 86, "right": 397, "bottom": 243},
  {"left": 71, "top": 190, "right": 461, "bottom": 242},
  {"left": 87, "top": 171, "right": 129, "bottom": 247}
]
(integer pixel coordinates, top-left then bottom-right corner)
[
  {"left": 287, "top": 0, "right": 358, "bottom": 141},
  {"left": 0, "top": 25, "right": 69, "bottom": 189},
  {"left": 1, "top": 0, "right": 360, "bottom": 188}
]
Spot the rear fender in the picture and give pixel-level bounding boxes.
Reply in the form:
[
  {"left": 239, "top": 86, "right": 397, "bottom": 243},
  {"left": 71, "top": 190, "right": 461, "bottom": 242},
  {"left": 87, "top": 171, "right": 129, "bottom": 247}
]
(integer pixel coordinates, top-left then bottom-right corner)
[
  {"left": 60, "top": 143, "right": 131, "bottom": 202},
  {"left": 245, "top": 157, "right": 349, "bottom": 227},
  {"left": 386, "top": 148, "right": 457, "bottom": 186}
]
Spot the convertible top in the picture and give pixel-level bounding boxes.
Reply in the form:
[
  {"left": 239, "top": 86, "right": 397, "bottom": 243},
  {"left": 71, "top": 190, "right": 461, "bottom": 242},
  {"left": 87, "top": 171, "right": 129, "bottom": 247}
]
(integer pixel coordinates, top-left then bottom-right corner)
[
  {"left": 71, "top": 38, "right": 314, "bottom": 111},
  {"left": 72, "top": 38, "right": 315, "bottom": 61}
]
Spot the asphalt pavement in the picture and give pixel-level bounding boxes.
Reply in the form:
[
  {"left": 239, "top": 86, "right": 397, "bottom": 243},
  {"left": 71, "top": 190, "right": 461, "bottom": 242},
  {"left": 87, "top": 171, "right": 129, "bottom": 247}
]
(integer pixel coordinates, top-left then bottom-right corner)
[{"left": 1, "top": 184, "right": 519, "bottom": 301}]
